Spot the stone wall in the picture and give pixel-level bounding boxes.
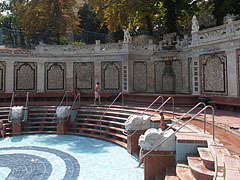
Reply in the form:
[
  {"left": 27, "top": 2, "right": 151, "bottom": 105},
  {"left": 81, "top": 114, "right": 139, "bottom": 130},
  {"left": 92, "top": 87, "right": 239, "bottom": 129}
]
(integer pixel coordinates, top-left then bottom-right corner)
[{"left": 0, "top": 19, "right": 240, "bottom": 97}]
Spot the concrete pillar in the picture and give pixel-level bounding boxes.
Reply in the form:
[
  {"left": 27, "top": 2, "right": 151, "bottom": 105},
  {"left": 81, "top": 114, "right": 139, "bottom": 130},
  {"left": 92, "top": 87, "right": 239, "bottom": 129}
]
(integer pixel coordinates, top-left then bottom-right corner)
[
  {"left": 226, "top": 49, "right": 238, "bottom": 96},
  {"left": 144, "top": 151, "right": 175, "bottom": 180},
  {"left": 5, "top": 61, "right": 14, "bottom": 92},
  {"left": 37, "top": 61, "right": 45, "bottom": 92},
  {"left": 12, "top": 122, "right": 21, "bottom": 136},
  {"left": 127, "top": 130, "right": 146, "bottom": 156},
  {"left": 57, "top": 120, "right": 65, "bottom": 135}
]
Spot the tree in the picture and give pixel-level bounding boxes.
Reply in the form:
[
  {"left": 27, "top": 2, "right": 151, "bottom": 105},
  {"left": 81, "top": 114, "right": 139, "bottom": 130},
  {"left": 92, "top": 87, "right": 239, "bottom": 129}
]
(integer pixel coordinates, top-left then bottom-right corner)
[
  {"left": 78, "top": 3, "right": 108, "bottom": 34},
  {"left": 15, "top": 0, "right": 80, "bottom": 44}
]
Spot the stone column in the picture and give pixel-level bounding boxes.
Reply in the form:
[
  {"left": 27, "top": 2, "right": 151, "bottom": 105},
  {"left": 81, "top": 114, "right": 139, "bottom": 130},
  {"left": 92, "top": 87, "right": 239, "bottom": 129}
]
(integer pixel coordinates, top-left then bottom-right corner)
[
  {"left": 192, "top": 53, "right": 200, "bottom": 95},
  {"left": 37, "top": 61, "right": 45, "bottom": 92},
  {"left": 5, "top": 61, "right": 14, "bottom": 92},
  {"left": 226, "top": 49, "right": 238, "bottom": 96},
  {"left": 66, "top": 61, "right": 73, "bottom": 91},
  {"left": 94, "top": 61, "right": 102, "bottom": 86}
]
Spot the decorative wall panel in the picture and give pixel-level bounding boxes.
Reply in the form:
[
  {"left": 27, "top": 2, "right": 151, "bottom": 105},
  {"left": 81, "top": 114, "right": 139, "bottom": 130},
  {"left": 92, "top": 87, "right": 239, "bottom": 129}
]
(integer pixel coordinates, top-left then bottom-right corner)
[
  {"left": 0, "top": 62, "right": 5, "bottom": 92},
  {"left": 45, "top": 62, "right": 66, "bottom": 91},
  {"left": 173, "top": 60, "right": 182, "bottom": 92},
  {"left": 73, "top": 62, "right": 94, "bottom": 90},
  {"left": 14, "top": 62, "right": 37, "bottom": 91},
  {"left": 133, "top": 61, "right": 147, "bottom": 92},
  {"left": 154, "top": 61, "right": 165, "bottom": 92},
  {"left": 200, "top": 52, "right": 227, "bottom": 94},
  {"left": 102, "top": 61, "right": 122, "bottom": 91}
]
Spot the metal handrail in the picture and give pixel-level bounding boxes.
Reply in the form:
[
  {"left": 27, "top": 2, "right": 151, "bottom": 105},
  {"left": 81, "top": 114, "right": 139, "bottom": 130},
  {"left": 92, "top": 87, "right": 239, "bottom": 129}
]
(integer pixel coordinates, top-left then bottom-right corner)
[
  {"left": 25, "top": 92, "right": 29, "bottom": 109},
  {"left": 159, "top": 97, "right": 175, "bottom": 120},
  {"left": 140, "top": 105, "right": 215, "bottom": 161},
  {"left": 8, "top": 92, "right": 15, "bottom": 123},
  {"left": 140, "top": 95, "right": 163, "bottom": 116},
  {"left": 99, "top": 92, "right": 122, "bottom": 135},
  {"left": 124, "top": 96, "right": 173, "bottom": 137},
  {"left": 60, "top": 92, "right": 80, "bottom": 122},
  {"left": 165, "top": 102, "right": 206, "bottom": 133},
  {"left": 52, "top": 91, "right": 69, "bottom": 121}
]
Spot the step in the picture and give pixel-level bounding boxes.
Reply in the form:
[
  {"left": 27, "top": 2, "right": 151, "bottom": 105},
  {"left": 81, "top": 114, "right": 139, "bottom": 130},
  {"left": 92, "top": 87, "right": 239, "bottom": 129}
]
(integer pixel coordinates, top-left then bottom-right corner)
[
  {"left": 65, "top": 131, "right": 127, "bottom": 148},
  {"left": 165, "top": 165, "right": 179, "bottom": 180},
  {"left": 209, "top": 142, "right": 230, "bottom": 176},
  {"left": 176, "top": 163, "right": 196, "bottom": 180},
  {"left": 197, "top": 147, "right": 214, "bottom": 170},
  {"left": 224, "top": 155, "right": 240, "bottom": 180},
  {"left": 187, "top": 157, "right": 214, "bottom": 180}
]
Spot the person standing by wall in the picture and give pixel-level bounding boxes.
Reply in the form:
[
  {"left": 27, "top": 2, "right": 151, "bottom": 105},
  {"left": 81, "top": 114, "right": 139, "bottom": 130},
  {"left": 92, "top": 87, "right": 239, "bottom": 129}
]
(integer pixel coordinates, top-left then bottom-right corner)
[{"left": 94, "top": 82, "right": 101, "bottom": 105}]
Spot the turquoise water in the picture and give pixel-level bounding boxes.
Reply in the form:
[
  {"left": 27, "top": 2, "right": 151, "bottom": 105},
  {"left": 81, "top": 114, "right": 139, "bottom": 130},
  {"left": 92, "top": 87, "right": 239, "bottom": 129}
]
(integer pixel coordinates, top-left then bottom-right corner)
[{"left": 0, "top": 134, "right": 144, "bottom": 180}]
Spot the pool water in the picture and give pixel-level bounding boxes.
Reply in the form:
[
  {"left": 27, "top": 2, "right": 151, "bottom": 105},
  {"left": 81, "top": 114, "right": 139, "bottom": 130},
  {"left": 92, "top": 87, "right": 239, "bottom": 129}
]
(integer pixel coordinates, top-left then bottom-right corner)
[{"left": 0, "top": 134, "right": 143, "bottom": 180}]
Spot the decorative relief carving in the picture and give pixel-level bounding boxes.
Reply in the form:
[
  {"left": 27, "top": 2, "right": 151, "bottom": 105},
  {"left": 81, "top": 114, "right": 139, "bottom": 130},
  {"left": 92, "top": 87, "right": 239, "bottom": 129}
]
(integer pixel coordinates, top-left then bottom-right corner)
[
  {"left": 100, "top": 44, "right": 123, "bottom": 51},
  {"left": 200, "top": 53, "right": 227, "bottom": 94},
  {"left": 0, "top": 61, "right": 6, "bottom": 91},
  {"left": 133, "top": 61, "right": 147, "bottom": 92},
  {"left": 102, "top": 61, "right": 122, "bottom": 91},
  {"left": 198, "top": 27, "right": 227, "bottom": 43},
  {"left": 125, "top": 115, "right": 150, "bottom": 131},
  {"left": 45, "top": 62, "right": 66, "bottom": 91},
  {"left": 73, "top": 62, "right": 94, "bottom": 90},
  {"left": 154, "top": 61, "right": 165, "bottom": 92},
  {"left": 138, "top": 128, "right": 176, "bottom": 151},
  {"left": 15, "top": 62, "right": 37, "bottom": 91}
]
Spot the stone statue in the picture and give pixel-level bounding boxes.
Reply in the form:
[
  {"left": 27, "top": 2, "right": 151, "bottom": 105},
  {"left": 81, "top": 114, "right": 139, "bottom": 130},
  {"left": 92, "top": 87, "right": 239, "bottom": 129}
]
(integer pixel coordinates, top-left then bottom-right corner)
[
  {"left": 138, "top": 128, "right": 176, "bottom": 151},
  {"left": 10, "top": 106, "right": 24, "bottom": 121},
  {"left": 56, "top": 106, "right": 71, "bottom": 119},
  {"left": 191, "top": 15, "right": 199, "bottom": 33},
  {"left": 125, "top": 115, "right": 150, "bottom": 131},
  {"left": 123, "top": 29, "right": 132, "bottom": 43}
]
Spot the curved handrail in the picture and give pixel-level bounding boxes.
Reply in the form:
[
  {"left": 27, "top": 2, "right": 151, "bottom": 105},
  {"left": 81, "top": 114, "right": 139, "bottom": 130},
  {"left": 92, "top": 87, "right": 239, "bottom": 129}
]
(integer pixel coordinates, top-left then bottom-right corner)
[
  {"left": 140, "top": 95, "right": 163, "bottom": 116},
  {"left": 25, "top": 92, "right": 29, "bottom": 109},
  {"left": 59, "top": 92, "right": 80, "bottom": 122},
  {"left": 99, "top": 92, "right": 122, "bottom": 135},
  {"left": 165, "top": 102, "right": 206, "bottom": 133},
  {"left": 139, "top": 105, "right": 215, "bottom": 161},
  {"left": 52, "top": 91, "right": 69, "bottom": 121},
  {"left": 124, "top": 96, "right": 174, "bottom": 137}
]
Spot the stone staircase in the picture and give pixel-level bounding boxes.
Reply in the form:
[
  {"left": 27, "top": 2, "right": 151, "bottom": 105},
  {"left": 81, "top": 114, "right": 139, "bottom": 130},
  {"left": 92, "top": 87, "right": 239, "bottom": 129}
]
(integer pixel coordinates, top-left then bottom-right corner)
[
  {"left": 0, "top": 107, "right": 11, "bottom": 136},
  {"left": 22, "top": 106, "right": 57, "bottom": 134},
  {"left": 175, "top": 137, "right": 240, "bottom": 180},
  {"left": 66, "top": 106, "right": 136, "bottom": 148}
]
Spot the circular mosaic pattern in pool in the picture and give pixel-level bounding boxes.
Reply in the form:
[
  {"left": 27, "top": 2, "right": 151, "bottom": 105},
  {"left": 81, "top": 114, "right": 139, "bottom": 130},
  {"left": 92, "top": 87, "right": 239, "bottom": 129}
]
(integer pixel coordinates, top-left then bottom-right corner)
[
  {"left": 0, "top": 146, "right": 80, "bottom": 180},
  {"left": 0, "top": 134, "right": 144, "bottom": 180}
]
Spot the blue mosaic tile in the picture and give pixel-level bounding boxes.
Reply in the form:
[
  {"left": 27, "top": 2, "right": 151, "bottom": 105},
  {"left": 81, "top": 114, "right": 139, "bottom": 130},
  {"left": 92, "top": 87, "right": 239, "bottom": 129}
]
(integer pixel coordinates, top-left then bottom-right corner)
[
  {"left": 0, "top": 146, "right": 80, "bottom": 180},
  {"left": 0, "top": 153, "right": 52, "bottom": 180}
]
